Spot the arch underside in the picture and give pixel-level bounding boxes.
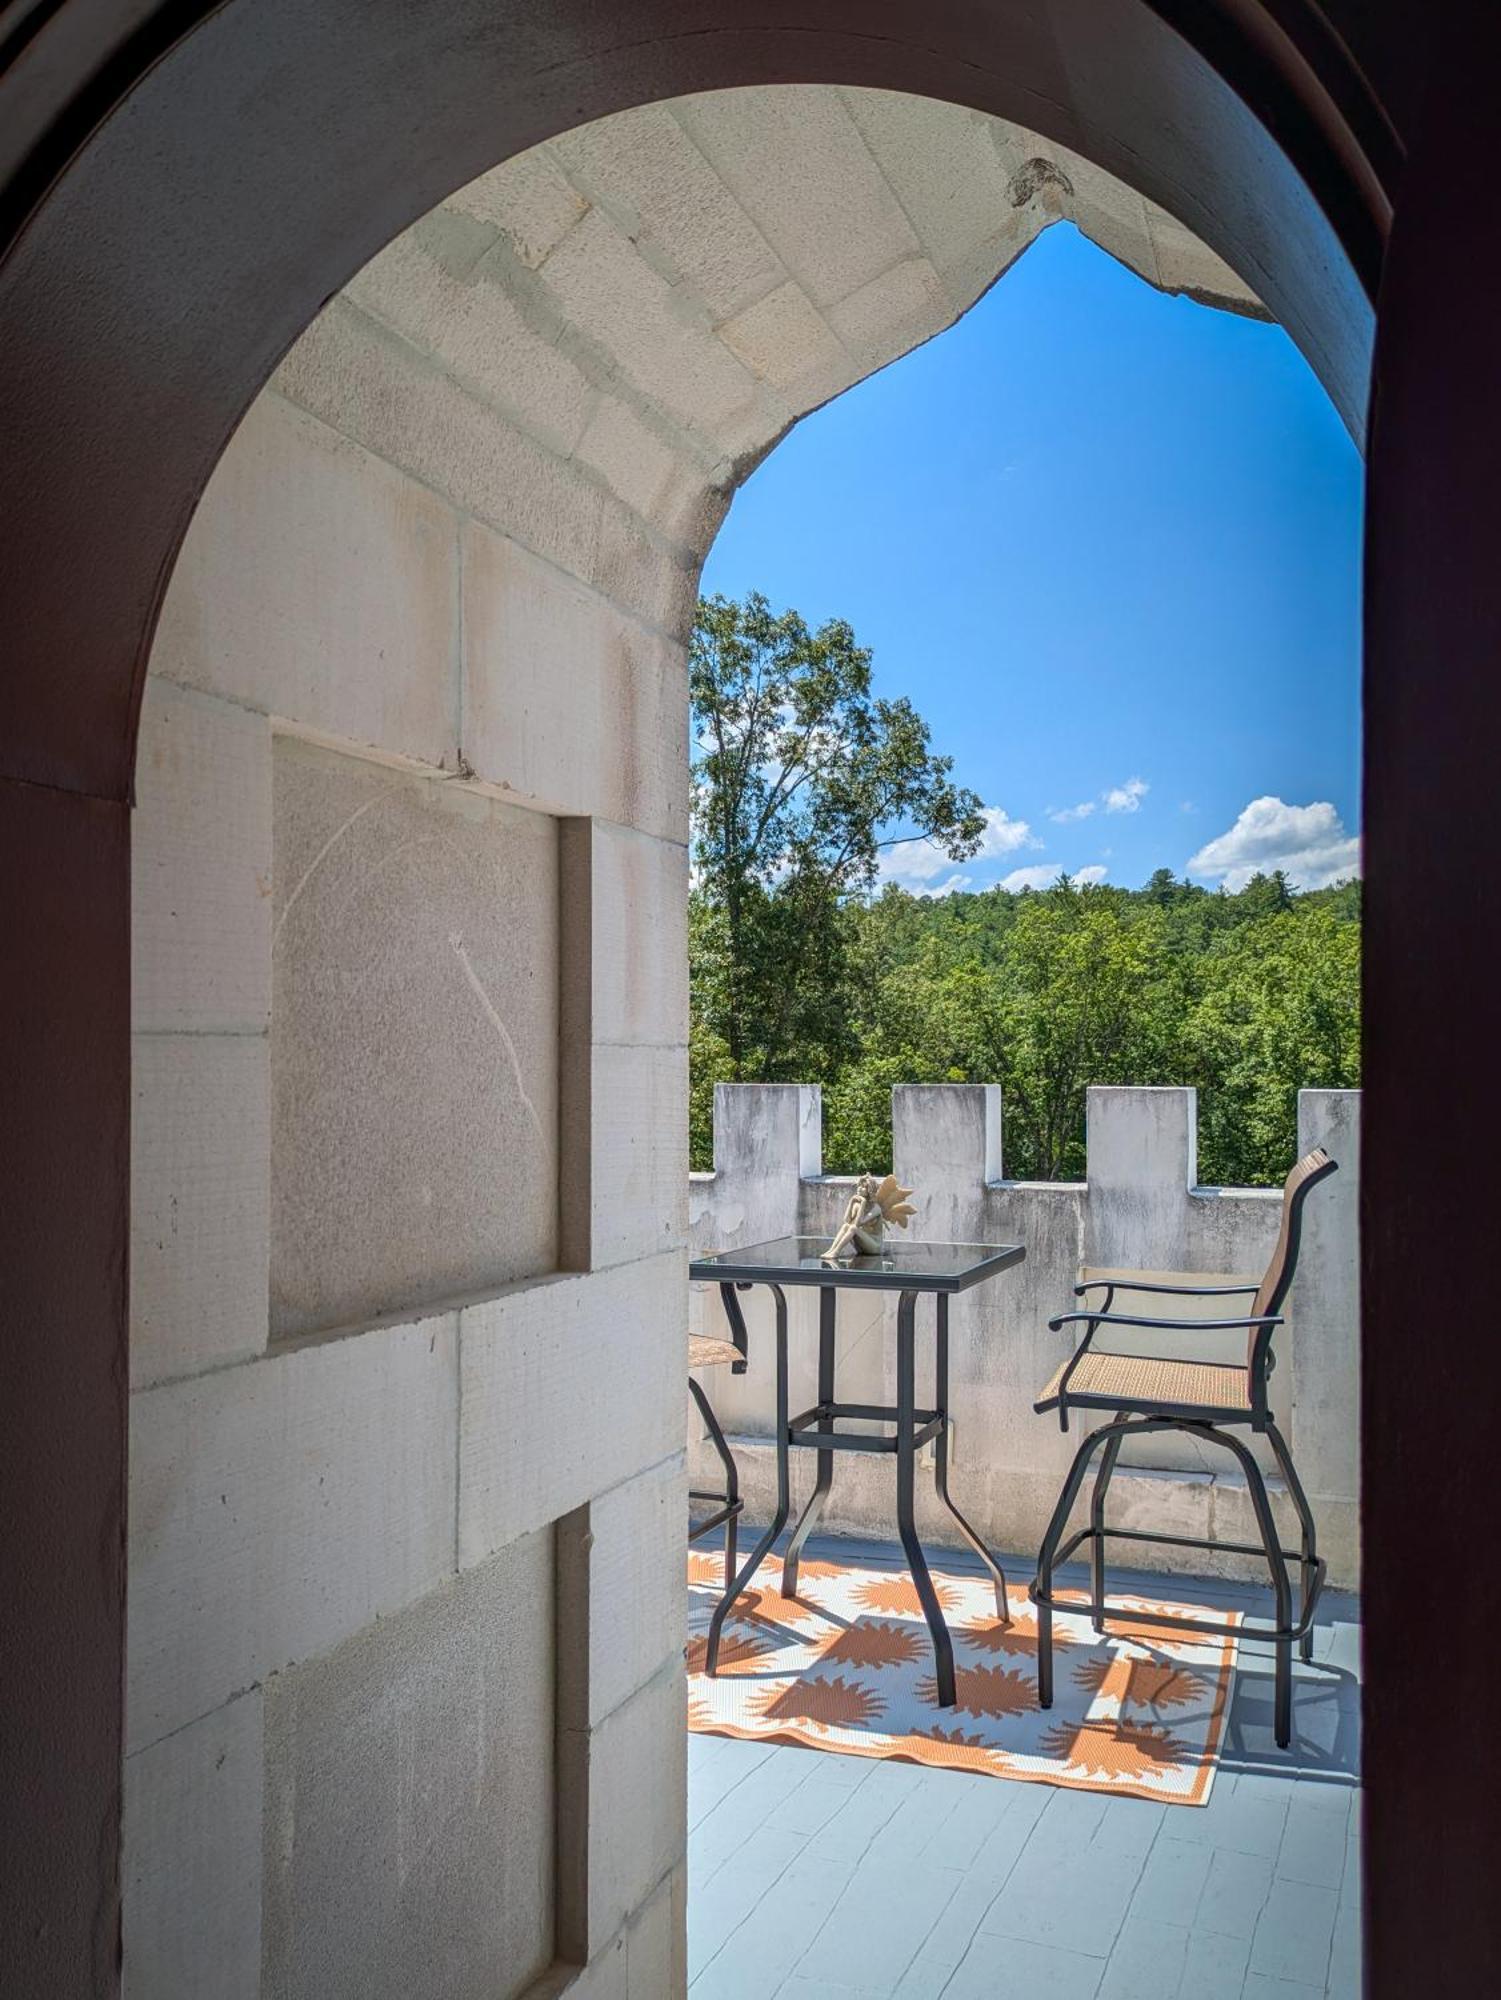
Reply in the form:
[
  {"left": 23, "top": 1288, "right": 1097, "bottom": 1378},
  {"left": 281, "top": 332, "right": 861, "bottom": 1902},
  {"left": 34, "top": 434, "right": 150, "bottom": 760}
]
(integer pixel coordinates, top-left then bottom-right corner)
[
  {"left": 330, "top": 86, "right": 1267, "bottom": 563},
  {"left": 161, "top": 84, "right": 1272, "bottom": 795},
  {"left": 0, "top": 0, "right": 1374, "bottom": 810}
]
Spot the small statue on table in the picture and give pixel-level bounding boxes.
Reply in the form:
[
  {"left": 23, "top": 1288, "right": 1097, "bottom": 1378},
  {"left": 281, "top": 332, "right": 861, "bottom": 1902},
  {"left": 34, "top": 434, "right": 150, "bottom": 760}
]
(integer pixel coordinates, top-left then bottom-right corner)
[{"left": 821, "top": 1172, "right": 917, "bottom": 1263}]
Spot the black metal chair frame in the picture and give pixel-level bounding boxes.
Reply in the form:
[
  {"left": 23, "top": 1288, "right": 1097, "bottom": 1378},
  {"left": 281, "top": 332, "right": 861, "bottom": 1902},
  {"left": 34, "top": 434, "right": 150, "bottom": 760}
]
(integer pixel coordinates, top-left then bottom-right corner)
[
  {"left": 688, "top": 1282, "right": 750, "bottom": 1591},
  {"left": 1030, "top": 1151, "right": 1338, "bottom": 1749}
]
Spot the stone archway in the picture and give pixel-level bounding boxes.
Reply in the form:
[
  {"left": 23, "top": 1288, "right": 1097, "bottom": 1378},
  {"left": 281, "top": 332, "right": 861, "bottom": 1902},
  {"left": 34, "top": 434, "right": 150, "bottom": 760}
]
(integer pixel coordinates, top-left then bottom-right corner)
[
  {"left": 7, "top": 5, "right": 1499, "bottom": 1999},
  {"left": 122, "top": 92, "right": 1274, "bottom": 1996}
]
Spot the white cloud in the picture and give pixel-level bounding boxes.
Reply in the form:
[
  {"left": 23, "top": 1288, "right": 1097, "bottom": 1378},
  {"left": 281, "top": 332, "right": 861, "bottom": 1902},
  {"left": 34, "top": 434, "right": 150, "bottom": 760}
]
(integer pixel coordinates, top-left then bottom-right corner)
[
  {"left": 1001, "top": 860, "right": 1109, "bottom": 892},
  {"left": 919, "top": 872, "right": 972, "bottom": 899},
  {"left": 879, "top": 840, "right": 966, "bottom": 889},
  {"left": 880, "top": 805, "right": 1036, "bottom": 892},
  {"left": 1103, "top": 777, "right": 1149, "bottom": 814},
  {"left": 1052, "top": 779, "right": 1147, "bottom": 822},
  {"left": 975, "top": 806, "right": 1040, "bottom": 857},
  {"left": 1187, "top": 796, "right": 1361, "bottom": 892}
]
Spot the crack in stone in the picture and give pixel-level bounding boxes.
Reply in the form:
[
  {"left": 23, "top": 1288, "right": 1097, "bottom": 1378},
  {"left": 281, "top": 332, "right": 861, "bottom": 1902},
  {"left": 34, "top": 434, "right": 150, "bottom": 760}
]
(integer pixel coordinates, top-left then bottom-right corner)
[
  {"left": 272, "top": 795, "right": 381, "bottom": 948},
  {"left": 448, "top": 931, "right": 546, "bottom": 1145}
]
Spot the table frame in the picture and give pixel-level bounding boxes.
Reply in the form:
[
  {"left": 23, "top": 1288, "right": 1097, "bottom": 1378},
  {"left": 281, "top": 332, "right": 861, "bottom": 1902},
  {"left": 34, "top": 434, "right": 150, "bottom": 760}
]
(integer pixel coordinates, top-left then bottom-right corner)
[{"left": 699, "top": 1275, "right": 1016, "bottom": 1707}]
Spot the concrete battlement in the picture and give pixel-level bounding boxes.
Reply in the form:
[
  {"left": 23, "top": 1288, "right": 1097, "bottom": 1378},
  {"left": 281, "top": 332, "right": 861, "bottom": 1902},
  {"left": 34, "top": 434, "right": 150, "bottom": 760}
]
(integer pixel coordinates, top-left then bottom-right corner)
[{"left": 690, "top": 1083, "right": 1361, "bottom": 1587}]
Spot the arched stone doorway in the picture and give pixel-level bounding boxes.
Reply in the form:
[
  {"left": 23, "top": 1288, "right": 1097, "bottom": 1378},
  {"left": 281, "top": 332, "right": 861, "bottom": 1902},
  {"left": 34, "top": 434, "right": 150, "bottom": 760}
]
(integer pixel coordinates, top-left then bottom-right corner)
[
  {"left": 1, "top": 5, "right": 1494, "bottom": 1997},
  {"left": 120, "top": 92, "right": 1279, "bottom": 1998}
]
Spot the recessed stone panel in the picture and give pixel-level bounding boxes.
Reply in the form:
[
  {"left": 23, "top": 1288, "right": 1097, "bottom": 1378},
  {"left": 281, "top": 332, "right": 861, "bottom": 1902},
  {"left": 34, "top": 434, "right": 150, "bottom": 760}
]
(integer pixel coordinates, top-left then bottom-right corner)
[
  {"left": 262, "top": 1533, "right": 555, "bottom": 2000},
  {"left": 270, "top": 735, "right": 559, "bottom": 1336}
]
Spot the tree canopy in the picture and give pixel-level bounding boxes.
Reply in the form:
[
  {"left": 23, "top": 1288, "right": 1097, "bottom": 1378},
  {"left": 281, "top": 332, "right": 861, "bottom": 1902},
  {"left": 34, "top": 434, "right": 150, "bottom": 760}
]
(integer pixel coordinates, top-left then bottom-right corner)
[{"left": 690, "top": 590, "right": 984, "bottom": 1076}]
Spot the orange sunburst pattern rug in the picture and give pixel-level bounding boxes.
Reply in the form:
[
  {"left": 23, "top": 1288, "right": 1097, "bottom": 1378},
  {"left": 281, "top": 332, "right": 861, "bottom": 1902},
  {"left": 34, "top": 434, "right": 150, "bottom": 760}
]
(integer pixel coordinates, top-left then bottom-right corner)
[{"left": 687, "top": 1552, "right": 1239, "bottom": 1805}]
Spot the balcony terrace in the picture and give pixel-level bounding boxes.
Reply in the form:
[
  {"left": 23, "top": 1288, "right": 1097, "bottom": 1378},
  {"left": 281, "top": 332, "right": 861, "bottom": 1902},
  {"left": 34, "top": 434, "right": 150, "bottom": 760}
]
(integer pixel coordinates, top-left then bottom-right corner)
[
  {"left": 688, "top": 1538, "right": 1360, "bottom": 2000},
  {"left": 687, "top": 1082, "right": 1362, "bottom": 1995}
]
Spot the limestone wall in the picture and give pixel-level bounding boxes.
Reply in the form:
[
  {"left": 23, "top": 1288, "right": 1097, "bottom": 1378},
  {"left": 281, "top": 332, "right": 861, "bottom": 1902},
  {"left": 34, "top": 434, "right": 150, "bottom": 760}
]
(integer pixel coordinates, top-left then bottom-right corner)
[
  {"left": 124, "top": 84, "right": 1263, "bottom": 1998},
  {"left": 124, "top": 293, "right": 691, "bottom": 2000},
  {"left": 690, "top": 1084, "right": 1361, "bottom": 1589}
]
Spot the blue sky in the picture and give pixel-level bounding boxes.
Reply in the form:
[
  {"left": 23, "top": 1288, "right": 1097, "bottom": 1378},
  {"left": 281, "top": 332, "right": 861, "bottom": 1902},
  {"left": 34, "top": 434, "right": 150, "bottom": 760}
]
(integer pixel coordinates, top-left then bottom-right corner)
[{"left": 699, "top": 222, "right": 1364, "bottom": 897}]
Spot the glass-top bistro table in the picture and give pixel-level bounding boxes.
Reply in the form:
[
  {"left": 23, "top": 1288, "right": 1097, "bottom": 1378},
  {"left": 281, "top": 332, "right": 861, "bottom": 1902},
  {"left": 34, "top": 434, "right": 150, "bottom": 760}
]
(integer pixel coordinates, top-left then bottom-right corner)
[{"left": 690, "top": 1235, "right": 1026, "bottom": 1708}]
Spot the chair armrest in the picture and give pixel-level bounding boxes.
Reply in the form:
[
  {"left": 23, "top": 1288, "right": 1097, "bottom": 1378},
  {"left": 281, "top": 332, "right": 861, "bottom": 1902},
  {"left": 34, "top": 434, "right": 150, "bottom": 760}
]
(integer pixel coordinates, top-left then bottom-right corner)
[
  {"left": 1073, "top": 1278, "right": 1260, "bottom": 1298},
  {"left": 1048, "top": 1309, "right": 1283, "bottom": 1335}
]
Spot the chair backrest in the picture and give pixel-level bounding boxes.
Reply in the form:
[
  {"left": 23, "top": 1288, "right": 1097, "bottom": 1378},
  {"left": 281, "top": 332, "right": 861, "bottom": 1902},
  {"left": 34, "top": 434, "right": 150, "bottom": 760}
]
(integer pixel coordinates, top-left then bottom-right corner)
[{"left": 1248, "top": 1147, "right": 1339, "bottom": 1367}]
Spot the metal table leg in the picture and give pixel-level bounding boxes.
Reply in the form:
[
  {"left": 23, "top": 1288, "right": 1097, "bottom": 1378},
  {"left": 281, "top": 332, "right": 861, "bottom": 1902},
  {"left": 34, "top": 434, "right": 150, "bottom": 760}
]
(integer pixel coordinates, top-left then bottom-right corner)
[
  {"left": 895, "top": 1289, "right": 957, "bottom": 1707},
  {"left": 931, "top": 1293, "right": 1011, "bottom": 1624},
  {"left": 781, "top": 1285, "right": 836, "bottom": 1599},
  {"left": 705, "top": 1282, "right": 790, "bottom": 1676}
]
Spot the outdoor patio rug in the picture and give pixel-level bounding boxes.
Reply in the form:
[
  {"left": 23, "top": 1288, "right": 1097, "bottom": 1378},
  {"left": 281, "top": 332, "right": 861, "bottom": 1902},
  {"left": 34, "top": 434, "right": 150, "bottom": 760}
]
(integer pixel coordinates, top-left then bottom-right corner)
[{"left": 686, "top": 1549, "right": 1241, "bottom": 1805}]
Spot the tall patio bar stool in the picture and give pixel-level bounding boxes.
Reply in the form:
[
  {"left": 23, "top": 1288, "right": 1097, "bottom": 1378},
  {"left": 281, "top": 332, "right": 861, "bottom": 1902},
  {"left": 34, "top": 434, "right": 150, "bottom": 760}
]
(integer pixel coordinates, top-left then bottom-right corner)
[
  {"left": 1030, "top": 1147, "right": 1338, "bottom": 1748},
  {"left": 688, "top": 1281, "right": 750, "bottom": 1590}
]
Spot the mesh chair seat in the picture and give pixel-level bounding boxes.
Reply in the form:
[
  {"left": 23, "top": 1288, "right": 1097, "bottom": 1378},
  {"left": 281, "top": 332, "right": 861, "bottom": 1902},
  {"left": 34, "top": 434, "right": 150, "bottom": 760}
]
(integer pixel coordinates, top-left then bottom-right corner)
[
  {"left": 690, "top": 1333, "right": 743, "bottom": 1372},
  {"left": 1038, "top": 1349, "right": 1252, "bottom": 1415}
]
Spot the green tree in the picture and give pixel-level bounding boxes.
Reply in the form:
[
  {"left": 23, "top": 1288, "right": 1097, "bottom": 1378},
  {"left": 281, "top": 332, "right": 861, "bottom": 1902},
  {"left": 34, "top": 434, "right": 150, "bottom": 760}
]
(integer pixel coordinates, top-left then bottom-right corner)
[
  {"left": 690, "top": 592, "right": 985, "bottom": 1079},
  {"left": 1184, "top": 904, "right": 1360, "bottom": 1182}
]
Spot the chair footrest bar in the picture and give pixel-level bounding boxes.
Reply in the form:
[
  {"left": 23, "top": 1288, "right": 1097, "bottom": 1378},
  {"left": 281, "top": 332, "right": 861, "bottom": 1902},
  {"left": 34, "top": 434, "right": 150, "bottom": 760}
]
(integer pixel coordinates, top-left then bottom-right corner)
[
  {"left": 1057, "top": 1522, "right": 1323, "bottom": 1572},
  {"left": 689, "top": 1509, "right": 741, "bottom": 1541},
  {"left": 1030, "top": 1525, "right": 1327, "bottom": 1643},
  {"left": 688, "top": 1494, "right": 744, "bottom": 1543}
]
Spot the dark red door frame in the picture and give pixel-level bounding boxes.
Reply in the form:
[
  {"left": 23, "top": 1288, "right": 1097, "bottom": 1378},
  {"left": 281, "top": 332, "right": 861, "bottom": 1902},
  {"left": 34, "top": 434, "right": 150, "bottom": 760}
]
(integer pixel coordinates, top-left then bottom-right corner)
[{"left": 0, "top": 2, "right": 1493, "bottom": 1993}]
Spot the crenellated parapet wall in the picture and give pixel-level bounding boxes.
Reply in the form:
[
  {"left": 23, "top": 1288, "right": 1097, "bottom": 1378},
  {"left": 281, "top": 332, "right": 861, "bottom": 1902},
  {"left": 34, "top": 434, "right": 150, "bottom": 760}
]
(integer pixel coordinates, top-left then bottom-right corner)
[{"left": 690, "top": 1083, "right": 1361, "bottom": 1587}]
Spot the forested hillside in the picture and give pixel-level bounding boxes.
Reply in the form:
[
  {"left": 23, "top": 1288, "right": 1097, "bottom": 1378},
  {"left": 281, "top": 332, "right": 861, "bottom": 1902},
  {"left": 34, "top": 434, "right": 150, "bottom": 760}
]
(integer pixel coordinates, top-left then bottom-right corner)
[
  {"left": 691, "top": 871, "right": 1360, "bottom": 1183},
  {"left": 688, "top": 593, "right": 1360, "bottom": 1187}
]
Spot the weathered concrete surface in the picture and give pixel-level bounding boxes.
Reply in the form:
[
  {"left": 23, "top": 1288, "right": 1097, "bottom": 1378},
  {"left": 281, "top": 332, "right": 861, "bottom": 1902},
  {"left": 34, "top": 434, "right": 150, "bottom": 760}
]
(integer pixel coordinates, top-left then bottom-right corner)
[
  {"left": 123, "top": 1692, "right": 264, "bottom": 1999},
  {"left": 133, "top": 677, "right": 272, "bottom": 1035},
  {"left": 130, "top": 1031, "right": 270, "bottom": 1389},
  {"left": 559, "top": 1662, "right": 687, "bottom": 1959},
  {"left": 150, "top": 393, "right": 460, "bottom": 770},
  {"left": 261, "top": 1530, "right": 555, "bottom": 2000},
  {"left": 127, "top": 1312, "right": 458, "bottom": 1751},
  {"left": 270, "top": 736, "right": 559, "bottom": 1337},
  {"left": 691, "top": 1083, "right": 1360, "bottom": 1587},
  {"left": 1293, "top": 1090, "right": 1362, "bottom": 1509},
  {"left": 459, "top": 1253, "right": 686, "bottom": 1564}
]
